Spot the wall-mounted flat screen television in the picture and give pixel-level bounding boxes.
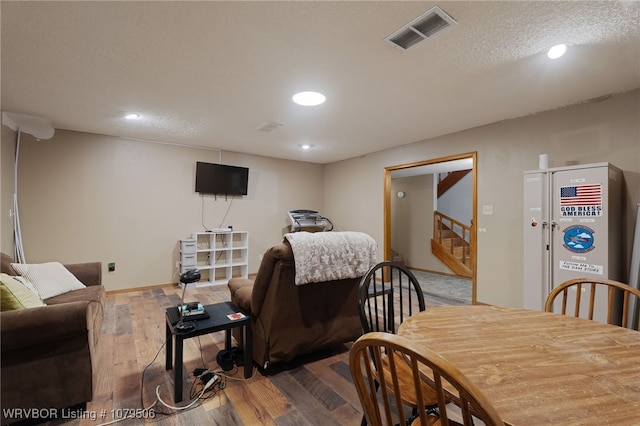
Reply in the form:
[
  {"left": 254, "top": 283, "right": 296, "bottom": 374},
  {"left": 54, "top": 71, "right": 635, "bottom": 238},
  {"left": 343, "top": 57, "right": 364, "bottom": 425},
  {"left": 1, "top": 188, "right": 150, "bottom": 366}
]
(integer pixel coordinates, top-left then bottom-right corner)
[{"left": 195, "top": 162, "right": 249, "bottom": 195}]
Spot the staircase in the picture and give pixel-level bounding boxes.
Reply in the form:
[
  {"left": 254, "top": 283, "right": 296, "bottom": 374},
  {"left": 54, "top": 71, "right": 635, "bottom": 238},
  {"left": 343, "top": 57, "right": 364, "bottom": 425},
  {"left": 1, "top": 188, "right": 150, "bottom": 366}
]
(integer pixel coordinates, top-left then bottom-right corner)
[
  {"left": 438, "top": 169, "right": 471, "bottom": 198},
  {"left": 431, "top": 211, "right": 472, "bottom": 278}
]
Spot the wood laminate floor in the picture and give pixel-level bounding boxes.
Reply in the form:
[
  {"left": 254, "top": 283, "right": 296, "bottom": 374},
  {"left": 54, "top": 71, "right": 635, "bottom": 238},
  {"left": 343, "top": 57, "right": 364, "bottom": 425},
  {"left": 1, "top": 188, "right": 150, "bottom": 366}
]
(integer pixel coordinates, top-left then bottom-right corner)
[{"left": 36, "top": 284, "right": 456, "bottom": 426}]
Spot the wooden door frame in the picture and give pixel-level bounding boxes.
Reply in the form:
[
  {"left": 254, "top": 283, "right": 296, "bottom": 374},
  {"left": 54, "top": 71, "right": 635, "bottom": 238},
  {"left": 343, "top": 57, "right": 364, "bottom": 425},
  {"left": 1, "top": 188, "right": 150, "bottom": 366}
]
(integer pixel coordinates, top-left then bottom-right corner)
[{"left": 383, "top": 151, "right": 478, "bottom": 304}]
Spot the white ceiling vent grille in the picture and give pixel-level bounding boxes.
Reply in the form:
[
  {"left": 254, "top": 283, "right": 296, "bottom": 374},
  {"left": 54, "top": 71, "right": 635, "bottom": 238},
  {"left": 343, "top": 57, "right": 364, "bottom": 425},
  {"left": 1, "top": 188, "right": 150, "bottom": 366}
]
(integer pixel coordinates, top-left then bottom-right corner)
[
  {"left": 385, "top": 6, "right": 456, "bottom": 51},
  {"left": 256, "top": 121, "right": 283, "bottom": 132}
]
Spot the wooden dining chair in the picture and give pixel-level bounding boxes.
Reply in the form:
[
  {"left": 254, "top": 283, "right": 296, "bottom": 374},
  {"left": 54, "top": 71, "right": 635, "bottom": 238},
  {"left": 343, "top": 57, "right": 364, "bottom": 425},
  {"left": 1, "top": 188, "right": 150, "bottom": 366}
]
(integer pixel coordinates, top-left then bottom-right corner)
[
  {"left": 357, "top": 262, "right": 437, "bottom": 423},
  {"left": 349, "top": 332, "right": 505, "bottom": 426},
  {"left": 544, "top": 278, "right": 640, "bottom": 329},
  {"left": 359, "top": 261, "right": 426, "bottom": 335}
]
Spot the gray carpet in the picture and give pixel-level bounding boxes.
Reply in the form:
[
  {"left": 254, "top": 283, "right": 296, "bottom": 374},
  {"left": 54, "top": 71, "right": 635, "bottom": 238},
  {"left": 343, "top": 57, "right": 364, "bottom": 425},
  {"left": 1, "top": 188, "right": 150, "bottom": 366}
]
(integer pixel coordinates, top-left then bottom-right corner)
[{"left": 410, "top": 269, "right": 472, "bottom": 305}]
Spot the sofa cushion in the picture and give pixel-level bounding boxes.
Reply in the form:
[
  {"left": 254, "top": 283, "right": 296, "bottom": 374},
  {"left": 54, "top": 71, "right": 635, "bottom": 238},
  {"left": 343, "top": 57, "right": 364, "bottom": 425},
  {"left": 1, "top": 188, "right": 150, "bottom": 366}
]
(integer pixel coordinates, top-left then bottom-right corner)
[
  {"left": 11, "top": 262, "right": 86, "bottom": 299},
  {"left": 0, "top": 274, "right": 46, "bottom": 311},
  {"left": 228, "top": 278, "right": 253, "bottom": 312},
  {"left": 45, "top": 284, "right": 105, "bottom": 306},
  {"left": 46, "top": 285, "right": 106, "bottom": 349},
  {"left": 12, "top": 276, "right": 43, "bottom": 299}
]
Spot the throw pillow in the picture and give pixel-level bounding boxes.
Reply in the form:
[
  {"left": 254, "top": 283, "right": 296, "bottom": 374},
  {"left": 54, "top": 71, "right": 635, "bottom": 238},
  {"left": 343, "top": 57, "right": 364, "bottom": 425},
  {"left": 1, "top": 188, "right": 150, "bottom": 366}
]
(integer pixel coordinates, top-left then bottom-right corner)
[
  {"left": 12, "top": 275, "right": 43, "bottom": 300},
  {"left": 0, "top": 273, "right": 46, "bottom": 311},
  {"left": 10, "top": 262, "right": 86, "bottom": 300}
]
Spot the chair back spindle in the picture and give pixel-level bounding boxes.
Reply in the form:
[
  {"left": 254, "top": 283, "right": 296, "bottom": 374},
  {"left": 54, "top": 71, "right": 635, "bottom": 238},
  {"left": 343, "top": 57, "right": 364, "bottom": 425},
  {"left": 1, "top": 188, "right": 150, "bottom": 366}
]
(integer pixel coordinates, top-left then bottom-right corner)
[
  {"left": 349, "top": 332, "right": 505, "bottom": 426},
  {"left": 545, "top": 278, "right": 640, "bottom": 330},
  {"left": 358, "top": 261, "right": 426, "bottom": 334}
]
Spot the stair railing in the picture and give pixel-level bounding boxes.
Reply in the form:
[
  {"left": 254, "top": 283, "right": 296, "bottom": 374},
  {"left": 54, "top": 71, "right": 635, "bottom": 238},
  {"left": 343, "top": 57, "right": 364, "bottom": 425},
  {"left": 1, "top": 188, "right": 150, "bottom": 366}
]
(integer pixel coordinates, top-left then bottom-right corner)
[{"left": 433, "top": 211, "right": 472, "bottom": 265}]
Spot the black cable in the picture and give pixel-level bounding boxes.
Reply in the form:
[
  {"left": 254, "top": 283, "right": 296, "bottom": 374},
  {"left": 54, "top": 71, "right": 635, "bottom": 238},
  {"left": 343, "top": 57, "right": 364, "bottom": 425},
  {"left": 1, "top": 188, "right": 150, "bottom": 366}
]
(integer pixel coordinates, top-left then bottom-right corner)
[
  {"left": 215, "top": 234, "right": 228, "bottom": 263},
  {"left": 201, "top": 194, "right": 210, "bottom": 231},
  {"left": 140, "top": 339, "right": 213, "bottom": 419},
  {"left": 192, "top": 337, "right": 233, "bottom": 396},
  {"left": 201, "top": 193, "right": 234, "bottom": 231},
  {"left": 218, "top": 196, "right": 234, "bottom": 228},
  {"left": 140, "top": 341, "right": 172, "bottom": 416},
  {"left": 197, "top": 336, "right": 208, "bottom": 371}
]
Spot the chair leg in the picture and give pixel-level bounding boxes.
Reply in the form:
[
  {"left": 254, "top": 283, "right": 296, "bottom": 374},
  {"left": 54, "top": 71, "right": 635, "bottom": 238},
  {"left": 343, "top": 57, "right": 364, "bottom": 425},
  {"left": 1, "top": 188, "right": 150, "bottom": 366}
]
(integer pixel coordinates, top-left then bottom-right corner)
[
  {"left": 360, "top": 377, "right": 382, "bottom": 426},
  {"left": 360, "top": 414, "right": 368, "bottom": 426},
  {"left": 360, "top": 376, "right": 443, "bottom": 426}
]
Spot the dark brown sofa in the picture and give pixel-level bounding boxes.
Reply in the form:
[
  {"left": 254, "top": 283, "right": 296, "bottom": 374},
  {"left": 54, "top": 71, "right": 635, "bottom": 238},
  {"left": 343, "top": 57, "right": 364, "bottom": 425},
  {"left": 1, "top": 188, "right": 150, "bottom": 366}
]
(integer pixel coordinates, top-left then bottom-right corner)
[
  {"left": 228, "top": 240, "right": 363, "bottom": 370},
  {"left": 0, "top": 253, "right": 105, "bottom": 425}
]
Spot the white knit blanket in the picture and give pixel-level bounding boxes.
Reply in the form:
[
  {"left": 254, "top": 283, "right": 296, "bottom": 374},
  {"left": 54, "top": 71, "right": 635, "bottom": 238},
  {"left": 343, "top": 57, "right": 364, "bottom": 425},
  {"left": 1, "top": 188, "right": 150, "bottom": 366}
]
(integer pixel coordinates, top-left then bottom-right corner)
[{"left": 284, "top": 231, "right": 378, "bottom": 285}]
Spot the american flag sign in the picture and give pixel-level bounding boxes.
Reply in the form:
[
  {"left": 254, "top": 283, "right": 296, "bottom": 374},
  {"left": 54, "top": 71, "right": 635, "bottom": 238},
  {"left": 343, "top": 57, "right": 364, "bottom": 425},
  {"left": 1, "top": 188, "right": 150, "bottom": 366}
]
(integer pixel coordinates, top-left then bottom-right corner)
[{"left": 560, "top": 184, "right": 602, "bottom": 206}]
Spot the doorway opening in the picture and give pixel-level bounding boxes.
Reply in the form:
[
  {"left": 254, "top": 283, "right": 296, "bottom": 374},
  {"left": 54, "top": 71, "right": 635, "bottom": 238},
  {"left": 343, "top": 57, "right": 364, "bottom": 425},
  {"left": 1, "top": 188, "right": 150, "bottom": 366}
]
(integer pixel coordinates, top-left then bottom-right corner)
[{"left": 384, "top": 152, "right": 477, "bottom": 304}]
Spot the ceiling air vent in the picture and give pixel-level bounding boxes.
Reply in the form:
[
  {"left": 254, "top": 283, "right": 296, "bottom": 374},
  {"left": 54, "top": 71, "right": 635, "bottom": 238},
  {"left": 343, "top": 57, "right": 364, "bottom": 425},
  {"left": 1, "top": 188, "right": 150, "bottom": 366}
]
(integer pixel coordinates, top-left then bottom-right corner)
[
  {"left": 255, "top": 121, "right": 283, "bottom": 132},
  {"left": 385, "top": 6, "right": 456, "bottom": 51}
]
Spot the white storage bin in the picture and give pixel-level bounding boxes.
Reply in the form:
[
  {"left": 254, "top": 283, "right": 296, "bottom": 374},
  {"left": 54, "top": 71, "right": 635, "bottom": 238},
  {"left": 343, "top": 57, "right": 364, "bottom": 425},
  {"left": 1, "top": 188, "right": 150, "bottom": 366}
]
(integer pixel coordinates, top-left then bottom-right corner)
[
  {"left": 180, "top": 239, "right": 197, "bottom": 254},
  {"left": 180, "top": 254, "right": 197, "bottom": 267}
]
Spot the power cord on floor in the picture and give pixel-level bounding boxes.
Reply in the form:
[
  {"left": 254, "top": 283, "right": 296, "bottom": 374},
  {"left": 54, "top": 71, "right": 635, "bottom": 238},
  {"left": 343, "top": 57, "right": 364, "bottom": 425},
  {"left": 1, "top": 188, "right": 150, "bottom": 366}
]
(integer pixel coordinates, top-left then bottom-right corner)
[
  {"left": 190, "top": 368, "right": 226, "bottom": 396},
  {"left": 155, "top": 380, "right": 215, "bottom": 411},
  {"left": 96, "top": 342, "right": 169, "bottom": 425},
  {"left": 99, "top": 323, "right": 253, "bottom": 425},
  {"left": 134, "top": 340, "right": 221, "bottom": 422},
  {"left": 193, "top": 336, "right": 257, "bottom": 383}
]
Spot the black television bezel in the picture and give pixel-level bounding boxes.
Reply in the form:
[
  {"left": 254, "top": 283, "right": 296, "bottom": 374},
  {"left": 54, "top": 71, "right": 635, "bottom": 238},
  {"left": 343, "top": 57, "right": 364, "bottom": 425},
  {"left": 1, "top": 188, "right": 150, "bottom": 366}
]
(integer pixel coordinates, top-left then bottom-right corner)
[{"left": 195, "top": 162, "right": 249, "bottom": 196}]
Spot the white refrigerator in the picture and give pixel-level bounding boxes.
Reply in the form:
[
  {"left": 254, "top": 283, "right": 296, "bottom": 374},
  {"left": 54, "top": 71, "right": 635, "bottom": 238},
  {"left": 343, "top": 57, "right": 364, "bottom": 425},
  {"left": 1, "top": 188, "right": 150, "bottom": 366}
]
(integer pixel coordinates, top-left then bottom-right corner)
[{"left": 523, "top": 162, "right": 622, "bottom": 323}]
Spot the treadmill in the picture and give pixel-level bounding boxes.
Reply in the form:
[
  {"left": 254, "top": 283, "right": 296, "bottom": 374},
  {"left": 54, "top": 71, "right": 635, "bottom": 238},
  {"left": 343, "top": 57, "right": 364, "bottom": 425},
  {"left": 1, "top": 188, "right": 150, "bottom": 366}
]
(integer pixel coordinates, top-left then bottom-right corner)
[{"left": 288, "top": 209, "right": 334, "bottom": 232}]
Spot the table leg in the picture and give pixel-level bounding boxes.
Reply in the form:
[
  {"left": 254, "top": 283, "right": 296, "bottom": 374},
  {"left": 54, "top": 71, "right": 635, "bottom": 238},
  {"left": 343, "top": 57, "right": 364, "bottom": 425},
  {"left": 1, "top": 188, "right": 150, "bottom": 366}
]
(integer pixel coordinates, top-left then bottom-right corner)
[
  {"left": 165, "top": 322, "right": 173, "bottom": 370},
  {"left": 225, "top": 329, "right": 231, "bottom": 350},
  {"left": 244, "top": 321, "right": 252, "bottom": 379},
  {"left": 174, "top": 335, "right": 184, "bottom": 402}
]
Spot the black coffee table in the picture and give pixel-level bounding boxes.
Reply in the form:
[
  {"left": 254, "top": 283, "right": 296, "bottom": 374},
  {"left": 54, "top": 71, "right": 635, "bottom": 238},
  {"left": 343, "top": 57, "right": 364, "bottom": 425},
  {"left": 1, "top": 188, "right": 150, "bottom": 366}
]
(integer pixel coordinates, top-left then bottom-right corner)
[{"left": 165, "top": 301, "right": 252, "bottom": 402}]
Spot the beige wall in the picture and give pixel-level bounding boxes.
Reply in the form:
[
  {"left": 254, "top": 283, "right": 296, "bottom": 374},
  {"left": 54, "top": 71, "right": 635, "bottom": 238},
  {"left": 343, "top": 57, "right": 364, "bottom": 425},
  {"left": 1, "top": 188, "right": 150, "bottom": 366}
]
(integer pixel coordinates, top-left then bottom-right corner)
[
  {"left": 325, "top": 89, "right": 640, "bottom": 307},
  {"left": 391, "top": 174, "right": 450, "bottom": 274},
  {"left": 1, "top": 125, "right": 17, "bottom": 253},
  {"left": 3, "top": 90, "right": 639, "bottom": 302},
  {"left": 11, "top": 130, "right": 324, "bottom": 291}
]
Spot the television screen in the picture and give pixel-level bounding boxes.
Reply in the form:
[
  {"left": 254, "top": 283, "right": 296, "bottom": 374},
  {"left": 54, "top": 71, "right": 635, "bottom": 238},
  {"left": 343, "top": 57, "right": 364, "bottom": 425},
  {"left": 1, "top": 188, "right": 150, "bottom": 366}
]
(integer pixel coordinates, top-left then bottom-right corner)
[{"left": 195, "top": 162, "right": 249, "bottom": 195}]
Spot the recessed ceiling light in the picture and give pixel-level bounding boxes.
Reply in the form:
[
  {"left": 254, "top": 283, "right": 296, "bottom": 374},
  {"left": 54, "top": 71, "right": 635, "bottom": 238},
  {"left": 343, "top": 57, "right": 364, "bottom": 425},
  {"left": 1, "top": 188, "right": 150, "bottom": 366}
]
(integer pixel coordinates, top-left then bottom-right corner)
[
  {"left": 547, "top": 44, "right": 567, "bottom": 59},
  {"left": 299, "top": 144, "right": 313, "bottom": 150},
  {"left": 125, "top": 113, "right": 141, "bottom": 119},
  {"left": 292, "top": 92, "right": 326, "bottom": 106}
]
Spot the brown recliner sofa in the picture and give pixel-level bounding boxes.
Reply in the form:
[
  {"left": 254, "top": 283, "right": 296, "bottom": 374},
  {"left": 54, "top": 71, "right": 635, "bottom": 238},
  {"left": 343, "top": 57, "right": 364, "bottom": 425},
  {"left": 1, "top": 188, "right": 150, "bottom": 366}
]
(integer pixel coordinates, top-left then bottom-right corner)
[
  {"left": 0, "top": 253, "right": 105, "bottom": 425},
  {"left": 228, "top": 240, "right": 364, "bottom": 371}
]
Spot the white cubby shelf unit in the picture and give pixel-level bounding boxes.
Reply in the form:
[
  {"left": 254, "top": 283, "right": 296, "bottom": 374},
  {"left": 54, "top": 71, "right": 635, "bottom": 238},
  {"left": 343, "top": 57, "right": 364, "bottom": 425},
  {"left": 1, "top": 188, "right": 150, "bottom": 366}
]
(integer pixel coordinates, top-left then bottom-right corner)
[{"left": 179, "top": 231, "right": 249, "bottom": 287}]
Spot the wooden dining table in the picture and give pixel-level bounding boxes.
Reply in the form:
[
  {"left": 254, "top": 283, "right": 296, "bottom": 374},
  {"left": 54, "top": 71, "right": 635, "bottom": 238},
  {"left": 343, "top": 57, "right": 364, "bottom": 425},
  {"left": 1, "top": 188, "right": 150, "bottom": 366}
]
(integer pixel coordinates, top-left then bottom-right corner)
[{"left": 397, "top": 304, "right": 640, "bottom": 426}]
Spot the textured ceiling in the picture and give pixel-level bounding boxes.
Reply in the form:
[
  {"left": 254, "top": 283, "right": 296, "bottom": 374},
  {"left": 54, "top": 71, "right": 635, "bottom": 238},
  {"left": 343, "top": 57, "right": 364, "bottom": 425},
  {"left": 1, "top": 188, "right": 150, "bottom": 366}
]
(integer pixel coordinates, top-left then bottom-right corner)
[{"left": 2, "top": 1, "right": 639, "bottom": 164}]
